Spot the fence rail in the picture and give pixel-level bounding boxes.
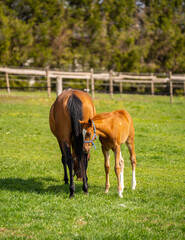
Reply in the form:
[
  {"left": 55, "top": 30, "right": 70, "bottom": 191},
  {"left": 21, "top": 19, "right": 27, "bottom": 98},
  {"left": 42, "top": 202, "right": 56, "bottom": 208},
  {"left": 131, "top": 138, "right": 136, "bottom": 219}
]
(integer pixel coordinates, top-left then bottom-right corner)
[{"left": 0, "top": 67, "right": 185, "bottom": 103}]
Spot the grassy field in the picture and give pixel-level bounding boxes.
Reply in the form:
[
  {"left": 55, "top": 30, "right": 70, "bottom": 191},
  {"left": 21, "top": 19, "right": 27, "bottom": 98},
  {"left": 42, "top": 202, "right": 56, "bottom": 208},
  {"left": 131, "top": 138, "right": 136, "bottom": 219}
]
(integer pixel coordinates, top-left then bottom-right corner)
[{"left": 0, "top": 90, "right": 185, "bottom": 239}]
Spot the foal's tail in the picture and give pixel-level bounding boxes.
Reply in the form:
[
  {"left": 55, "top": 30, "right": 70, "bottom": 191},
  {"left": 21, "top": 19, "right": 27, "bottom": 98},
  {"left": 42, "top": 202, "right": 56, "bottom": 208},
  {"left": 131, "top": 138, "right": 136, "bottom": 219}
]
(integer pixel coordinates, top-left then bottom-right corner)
[{"left": 67, "top": 93, "right": 85, "bottom": 176}]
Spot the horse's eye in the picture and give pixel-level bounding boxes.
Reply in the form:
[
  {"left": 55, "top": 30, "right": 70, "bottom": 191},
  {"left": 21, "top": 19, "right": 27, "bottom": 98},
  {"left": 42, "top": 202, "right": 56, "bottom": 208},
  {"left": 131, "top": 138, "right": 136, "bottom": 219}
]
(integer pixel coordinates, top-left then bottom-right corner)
[{"left": 86, "top": 132, "right": 91, "bottom": 137}]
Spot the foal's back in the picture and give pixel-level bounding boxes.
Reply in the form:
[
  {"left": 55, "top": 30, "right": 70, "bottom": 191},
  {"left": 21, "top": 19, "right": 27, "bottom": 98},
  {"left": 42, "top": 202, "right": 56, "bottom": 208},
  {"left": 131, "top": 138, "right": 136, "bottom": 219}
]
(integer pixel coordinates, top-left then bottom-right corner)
[{"left": 93, "top": 109, "right": 134, "bottom": 145}]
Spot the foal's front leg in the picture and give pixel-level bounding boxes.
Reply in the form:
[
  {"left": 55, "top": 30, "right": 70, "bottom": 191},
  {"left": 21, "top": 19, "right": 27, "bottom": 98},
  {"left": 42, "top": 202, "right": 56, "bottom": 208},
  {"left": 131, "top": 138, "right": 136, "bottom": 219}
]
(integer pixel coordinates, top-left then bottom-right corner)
[{"left": 102, "top": 146, "right": 110, "bottom": 193}]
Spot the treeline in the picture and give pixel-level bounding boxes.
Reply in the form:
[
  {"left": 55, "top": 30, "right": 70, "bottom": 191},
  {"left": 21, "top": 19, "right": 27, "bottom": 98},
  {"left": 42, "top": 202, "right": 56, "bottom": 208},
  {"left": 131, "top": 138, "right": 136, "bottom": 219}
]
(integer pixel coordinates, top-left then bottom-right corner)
[{"left": 0, "top": 0, "right": 185, "bottom": 73}]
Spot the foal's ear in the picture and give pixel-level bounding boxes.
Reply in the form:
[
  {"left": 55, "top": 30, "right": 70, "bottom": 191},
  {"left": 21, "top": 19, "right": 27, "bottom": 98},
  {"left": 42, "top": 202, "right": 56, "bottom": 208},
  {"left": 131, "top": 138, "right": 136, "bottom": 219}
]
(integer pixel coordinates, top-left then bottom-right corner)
[
  {"left": 88, "top": 118, "right": 92, "bottom": 125},
  {"left": 79, "top": 120, "right": 86, "bottom": 127},
  {"left": 79, "top": 120, "right": 89, "bottom": 129}
]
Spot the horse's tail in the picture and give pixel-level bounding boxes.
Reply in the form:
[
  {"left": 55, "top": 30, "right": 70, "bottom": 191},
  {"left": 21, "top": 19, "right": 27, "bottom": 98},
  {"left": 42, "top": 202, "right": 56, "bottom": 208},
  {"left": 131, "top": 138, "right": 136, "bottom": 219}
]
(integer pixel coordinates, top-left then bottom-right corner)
[{"left": 67, "top": 93, "right": 85, "bottom": 176}]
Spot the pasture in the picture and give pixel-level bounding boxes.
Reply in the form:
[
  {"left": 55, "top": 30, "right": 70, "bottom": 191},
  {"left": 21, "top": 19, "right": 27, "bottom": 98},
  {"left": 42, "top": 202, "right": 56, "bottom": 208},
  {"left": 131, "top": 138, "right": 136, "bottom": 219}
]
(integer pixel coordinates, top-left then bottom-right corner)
[{"left": 0, "top": 91, "right": 185, "bottom": 239}]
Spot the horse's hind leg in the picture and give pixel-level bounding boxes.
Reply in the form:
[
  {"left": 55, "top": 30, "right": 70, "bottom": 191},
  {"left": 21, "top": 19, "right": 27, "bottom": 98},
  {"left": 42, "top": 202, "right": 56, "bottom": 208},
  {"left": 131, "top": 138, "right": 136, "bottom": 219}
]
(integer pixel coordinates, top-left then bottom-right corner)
[
  {"left": 61, "top": 151, "right": 68, "bottom": 184},
  {"left": 63, "top": 143, "right": 75, "bottom": 198},
  {"left": 59, "top": 142, "right": 68, "bottom": 184},
  {"left": 126, "top": 136, "right": 136, "bottom": 190},
  {"left": 102, "top": 147, "right": 110, "bottom": 193}
]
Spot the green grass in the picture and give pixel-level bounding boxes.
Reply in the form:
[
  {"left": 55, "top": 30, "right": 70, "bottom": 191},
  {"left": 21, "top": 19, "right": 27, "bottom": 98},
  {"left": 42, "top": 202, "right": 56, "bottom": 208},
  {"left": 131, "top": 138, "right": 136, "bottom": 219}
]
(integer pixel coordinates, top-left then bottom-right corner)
[{"left": 0, "top": 90, "right": 185, "bottom": 239}]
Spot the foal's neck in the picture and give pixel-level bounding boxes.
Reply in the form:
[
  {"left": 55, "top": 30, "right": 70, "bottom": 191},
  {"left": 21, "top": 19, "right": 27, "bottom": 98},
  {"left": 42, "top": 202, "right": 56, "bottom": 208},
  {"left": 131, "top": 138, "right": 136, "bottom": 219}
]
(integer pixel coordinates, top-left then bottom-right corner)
[{"left": 93, "top": 117, "right": 109, "bottom": 138}]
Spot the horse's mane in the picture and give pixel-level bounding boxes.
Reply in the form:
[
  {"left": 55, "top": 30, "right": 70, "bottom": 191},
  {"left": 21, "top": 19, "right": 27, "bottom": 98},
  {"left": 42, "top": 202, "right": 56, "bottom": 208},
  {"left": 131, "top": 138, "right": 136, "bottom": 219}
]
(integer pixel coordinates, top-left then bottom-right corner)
[{"left": 67, "top": 93, "right": 85, "bottom": 173}]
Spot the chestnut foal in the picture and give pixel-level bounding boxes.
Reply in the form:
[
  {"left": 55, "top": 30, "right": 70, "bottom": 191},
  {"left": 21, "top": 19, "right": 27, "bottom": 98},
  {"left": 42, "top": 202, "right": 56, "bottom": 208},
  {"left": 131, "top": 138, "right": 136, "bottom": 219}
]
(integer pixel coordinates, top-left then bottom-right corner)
[{"left": 80, "top": 110, "right": 136, "bottom": 198}]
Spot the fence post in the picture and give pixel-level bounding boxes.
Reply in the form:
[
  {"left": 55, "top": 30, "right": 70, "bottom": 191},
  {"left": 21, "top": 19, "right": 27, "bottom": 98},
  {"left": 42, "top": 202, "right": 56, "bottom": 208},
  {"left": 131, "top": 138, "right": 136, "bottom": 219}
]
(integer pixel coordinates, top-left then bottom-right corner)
[
  {"left": 46, "top": 67, "right": 51, "bottom": 98},
  {"left": 5, "top": 71, "right": 10, "bottom": 94},
  {"left": 86, "top": 78, "right": 89, "bottom": 93},
  {"left": 119, "top": 82, "right": 123, "bottom": 94},
  {"left": 169, "top": 71, "right": 173, "bottom": 104},
  {"left": 91, "top": 68, "right": 94, "bottom": 99},
  {"left": 56, "top": 76, "right": 62, "bottom": 96},
  {"left": 110, "top": 70, "right": 113, "bottom": 98},
  {"left": 151, "top": 73, "right": 154, "bottom": 96}
]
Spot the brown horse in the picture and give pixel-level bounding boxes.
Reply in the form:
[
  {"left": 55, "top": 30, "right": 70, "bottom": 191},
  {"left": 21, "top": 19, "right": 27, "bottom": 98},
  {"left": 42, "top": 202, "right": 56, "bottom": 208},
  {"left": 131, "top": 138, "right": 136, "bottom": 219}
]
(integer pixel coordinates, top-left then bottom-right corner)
[
  {"left": 80, "top": 109, "right": 136, "bottom": 198},
  {"left": 49, "top": 88, "right": 96, "bottom": 198}
]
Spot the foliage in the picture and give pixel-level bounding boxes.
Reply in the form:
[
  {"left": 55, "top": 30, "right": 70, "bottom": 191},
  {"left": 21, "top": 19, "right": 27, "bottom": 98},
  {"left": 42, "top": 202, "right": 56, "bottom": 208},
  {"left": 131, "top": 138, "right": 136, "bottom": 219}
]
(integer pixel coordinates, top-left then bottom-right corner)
[
  {"left": 0, "top": 0, "right": 185, "bottom": 72},
  {"left": 0, "top": 91, "right": 185, "bottom": 239}
]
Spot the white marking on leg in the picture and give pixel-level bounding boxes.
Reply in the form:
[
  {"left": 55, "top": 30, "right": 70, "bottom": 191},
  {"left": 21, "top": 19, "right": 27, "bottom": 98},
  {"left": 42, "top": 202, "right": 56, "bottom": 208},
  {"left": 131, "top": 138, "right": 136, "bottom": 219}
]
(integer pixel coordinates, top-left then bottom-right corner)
[
  {"left": 132, "top": 170, "right": 136, "bottom": 190},
  {"left": 120, "top": 171, "right": 124, "bottom": 193},
  {"left": 118, "top": 191, "right": 123, "bottom": 198},
  {"left": 120, "top": 151, "right": 124, "bottom": 191}
]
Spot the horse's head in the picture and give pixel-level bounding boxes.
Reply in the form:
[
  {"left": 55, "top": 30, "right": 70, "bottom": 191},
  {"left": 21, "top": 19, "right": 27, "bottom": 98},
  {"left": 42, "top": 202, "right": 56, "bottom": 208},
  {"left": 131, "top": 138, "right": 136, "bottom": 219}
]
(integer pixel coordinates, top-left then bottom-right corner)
[
  {"left": 79, "top": 119, "right": 97, "bottom": 154},
  {"left": 73, "top": 157, "right": 83, "bottom": 180},
  {"left": 73, "top": 153, "right": 90, "bottom": 181}
]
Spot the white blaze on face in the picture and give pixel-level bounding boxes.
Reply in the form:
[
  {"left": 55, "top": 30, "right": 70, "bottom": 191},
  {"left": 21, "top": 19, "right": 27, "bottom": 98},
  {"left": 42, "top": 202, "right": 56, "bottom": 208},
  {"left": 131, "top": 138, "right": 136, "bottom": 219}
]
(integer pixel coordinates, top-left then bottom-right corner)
[{"left": 82, "top": 128, "right": 87, "bottom": 141}]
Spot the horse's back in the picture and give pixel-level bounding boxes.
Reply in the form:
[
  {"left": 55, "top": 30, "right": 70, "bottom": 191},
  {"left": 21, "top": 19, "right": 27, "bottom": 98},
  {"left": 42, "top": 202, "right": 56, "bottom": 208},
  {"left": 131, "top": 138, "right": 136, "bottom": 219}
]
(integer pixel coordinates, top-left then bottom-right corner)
[
  {"left": 49, "top": 89, "right": 95, "bottom": 141},
  {"left": 73, "top": 89, "right": 96, "bottom": 119},
  {"left": 49, "top": 103, "right": 56, "bottom": 136}
]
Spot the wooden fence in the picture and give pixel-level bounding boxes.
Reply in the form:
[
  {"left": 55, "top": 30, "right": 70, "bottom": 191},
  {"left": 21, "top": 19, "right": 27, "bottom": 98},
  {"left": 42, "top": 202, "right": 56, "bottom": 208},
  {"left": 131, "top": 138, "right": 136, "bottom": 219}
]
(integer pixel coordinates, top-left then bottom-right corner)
[{"left": 0, "top": 67, "right": 185, "bottom": 103}]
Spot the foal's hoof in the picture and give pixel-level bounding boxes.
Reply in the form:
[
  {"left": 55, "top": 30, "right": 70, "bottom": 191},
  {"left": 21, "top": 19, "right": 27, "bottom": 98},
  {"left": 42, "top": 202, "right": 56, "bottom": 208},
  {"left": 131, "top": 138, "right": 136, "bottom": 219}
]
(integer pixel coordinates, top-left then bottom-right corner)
[{"left": 118, "top": 191, "right": 123, "bottom": 198}]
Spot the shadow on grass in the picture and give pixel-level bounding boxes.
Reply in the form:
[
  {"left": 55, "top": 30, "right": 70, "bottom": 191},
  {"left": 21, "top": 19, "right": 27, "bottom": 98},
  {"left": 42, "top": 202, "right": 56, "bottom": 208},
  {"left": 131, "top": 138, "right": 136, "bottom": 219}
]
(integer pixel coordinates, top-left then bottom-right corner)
[{"left": 0, "top": 177, "right": 86, "bottom": 195}]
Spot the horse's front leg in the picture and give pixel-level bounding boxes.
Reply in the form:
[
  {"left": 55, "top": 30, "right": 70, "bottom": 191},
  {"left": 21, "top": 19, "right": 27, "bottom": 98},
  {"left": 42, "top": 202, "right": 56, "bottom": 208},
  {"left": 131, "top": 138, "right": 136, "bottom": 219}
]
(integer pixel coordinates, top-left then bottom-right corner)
[
  {"left": 63, "top": 143, "right": 75, "bottom": 198},
  {"left": 102, "top": 146, "right": 110, "bottom": 193},
  {"left": 114, "top": 146, "right": 123, "bottom": 198},
  {"left": 82, "top": 153, "right": 88, "bottom": 194}
]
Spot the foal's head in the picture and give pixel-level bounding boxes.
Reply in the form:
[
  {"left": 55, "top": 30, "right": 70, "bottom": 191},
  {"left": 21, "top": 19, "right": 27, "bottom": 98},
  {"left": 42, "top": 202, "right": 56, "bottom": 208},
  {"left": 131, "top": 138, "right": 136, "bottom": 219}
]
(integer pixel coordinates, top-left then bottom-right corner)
[{"left": 79, "top": 119, "right": 97, "bottom": 154}]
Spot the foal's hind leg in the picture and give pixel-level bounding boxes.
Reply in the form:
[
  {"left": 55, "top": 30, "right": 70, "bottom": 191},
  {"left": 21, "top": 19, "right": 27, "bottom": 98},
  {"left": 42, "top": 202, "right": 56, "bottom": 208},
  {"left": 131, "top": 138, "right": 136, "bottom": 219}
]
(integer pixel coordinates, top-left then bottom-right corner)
[
  {"left": 119, "top": 151, "right": 124, "bottom": 192},
  {"left": 126, "top": 136, "right": 136, "bottom": 190},
  {"left": 102, "top": 146, "right": 110, "bottom": 193},
  {"left": 114, "top": 146, "right": 123, "bottom": 198}
]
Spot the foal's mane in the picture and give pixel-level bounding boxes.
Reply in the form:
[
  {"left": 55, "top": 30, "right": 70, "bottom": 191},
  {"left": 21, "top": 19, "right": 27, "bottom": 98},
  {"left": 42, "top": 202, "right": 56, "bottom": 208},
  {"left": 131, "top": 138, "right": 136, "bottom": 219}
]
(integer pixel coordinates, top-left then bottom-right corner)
[{"left": 93, "top": 112, "right": 112, "bottom": 120}]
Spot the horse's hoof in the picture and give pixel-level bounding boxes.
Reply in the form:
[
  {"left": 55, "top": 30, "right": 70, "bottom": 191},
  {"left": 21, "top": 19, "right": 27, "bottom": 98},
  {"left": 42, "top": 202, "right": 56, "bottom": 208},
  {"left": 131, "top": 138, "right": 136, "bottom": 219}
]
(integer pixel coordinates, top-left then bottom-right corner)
[
  {"left": 69, "top": 193, "right": 75, "bottom": 199},
  {"left": 64, "top": 179, "right": 68, "bottom": 184},
  {"left": 105, "top": 189, "right": 109, "bottom": 194},
  {"left": 84, "top": 191, "right": 89, "bottom": 196},
  {"left": 82, "top": 186, "right": 88, "bottom": 193}
]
